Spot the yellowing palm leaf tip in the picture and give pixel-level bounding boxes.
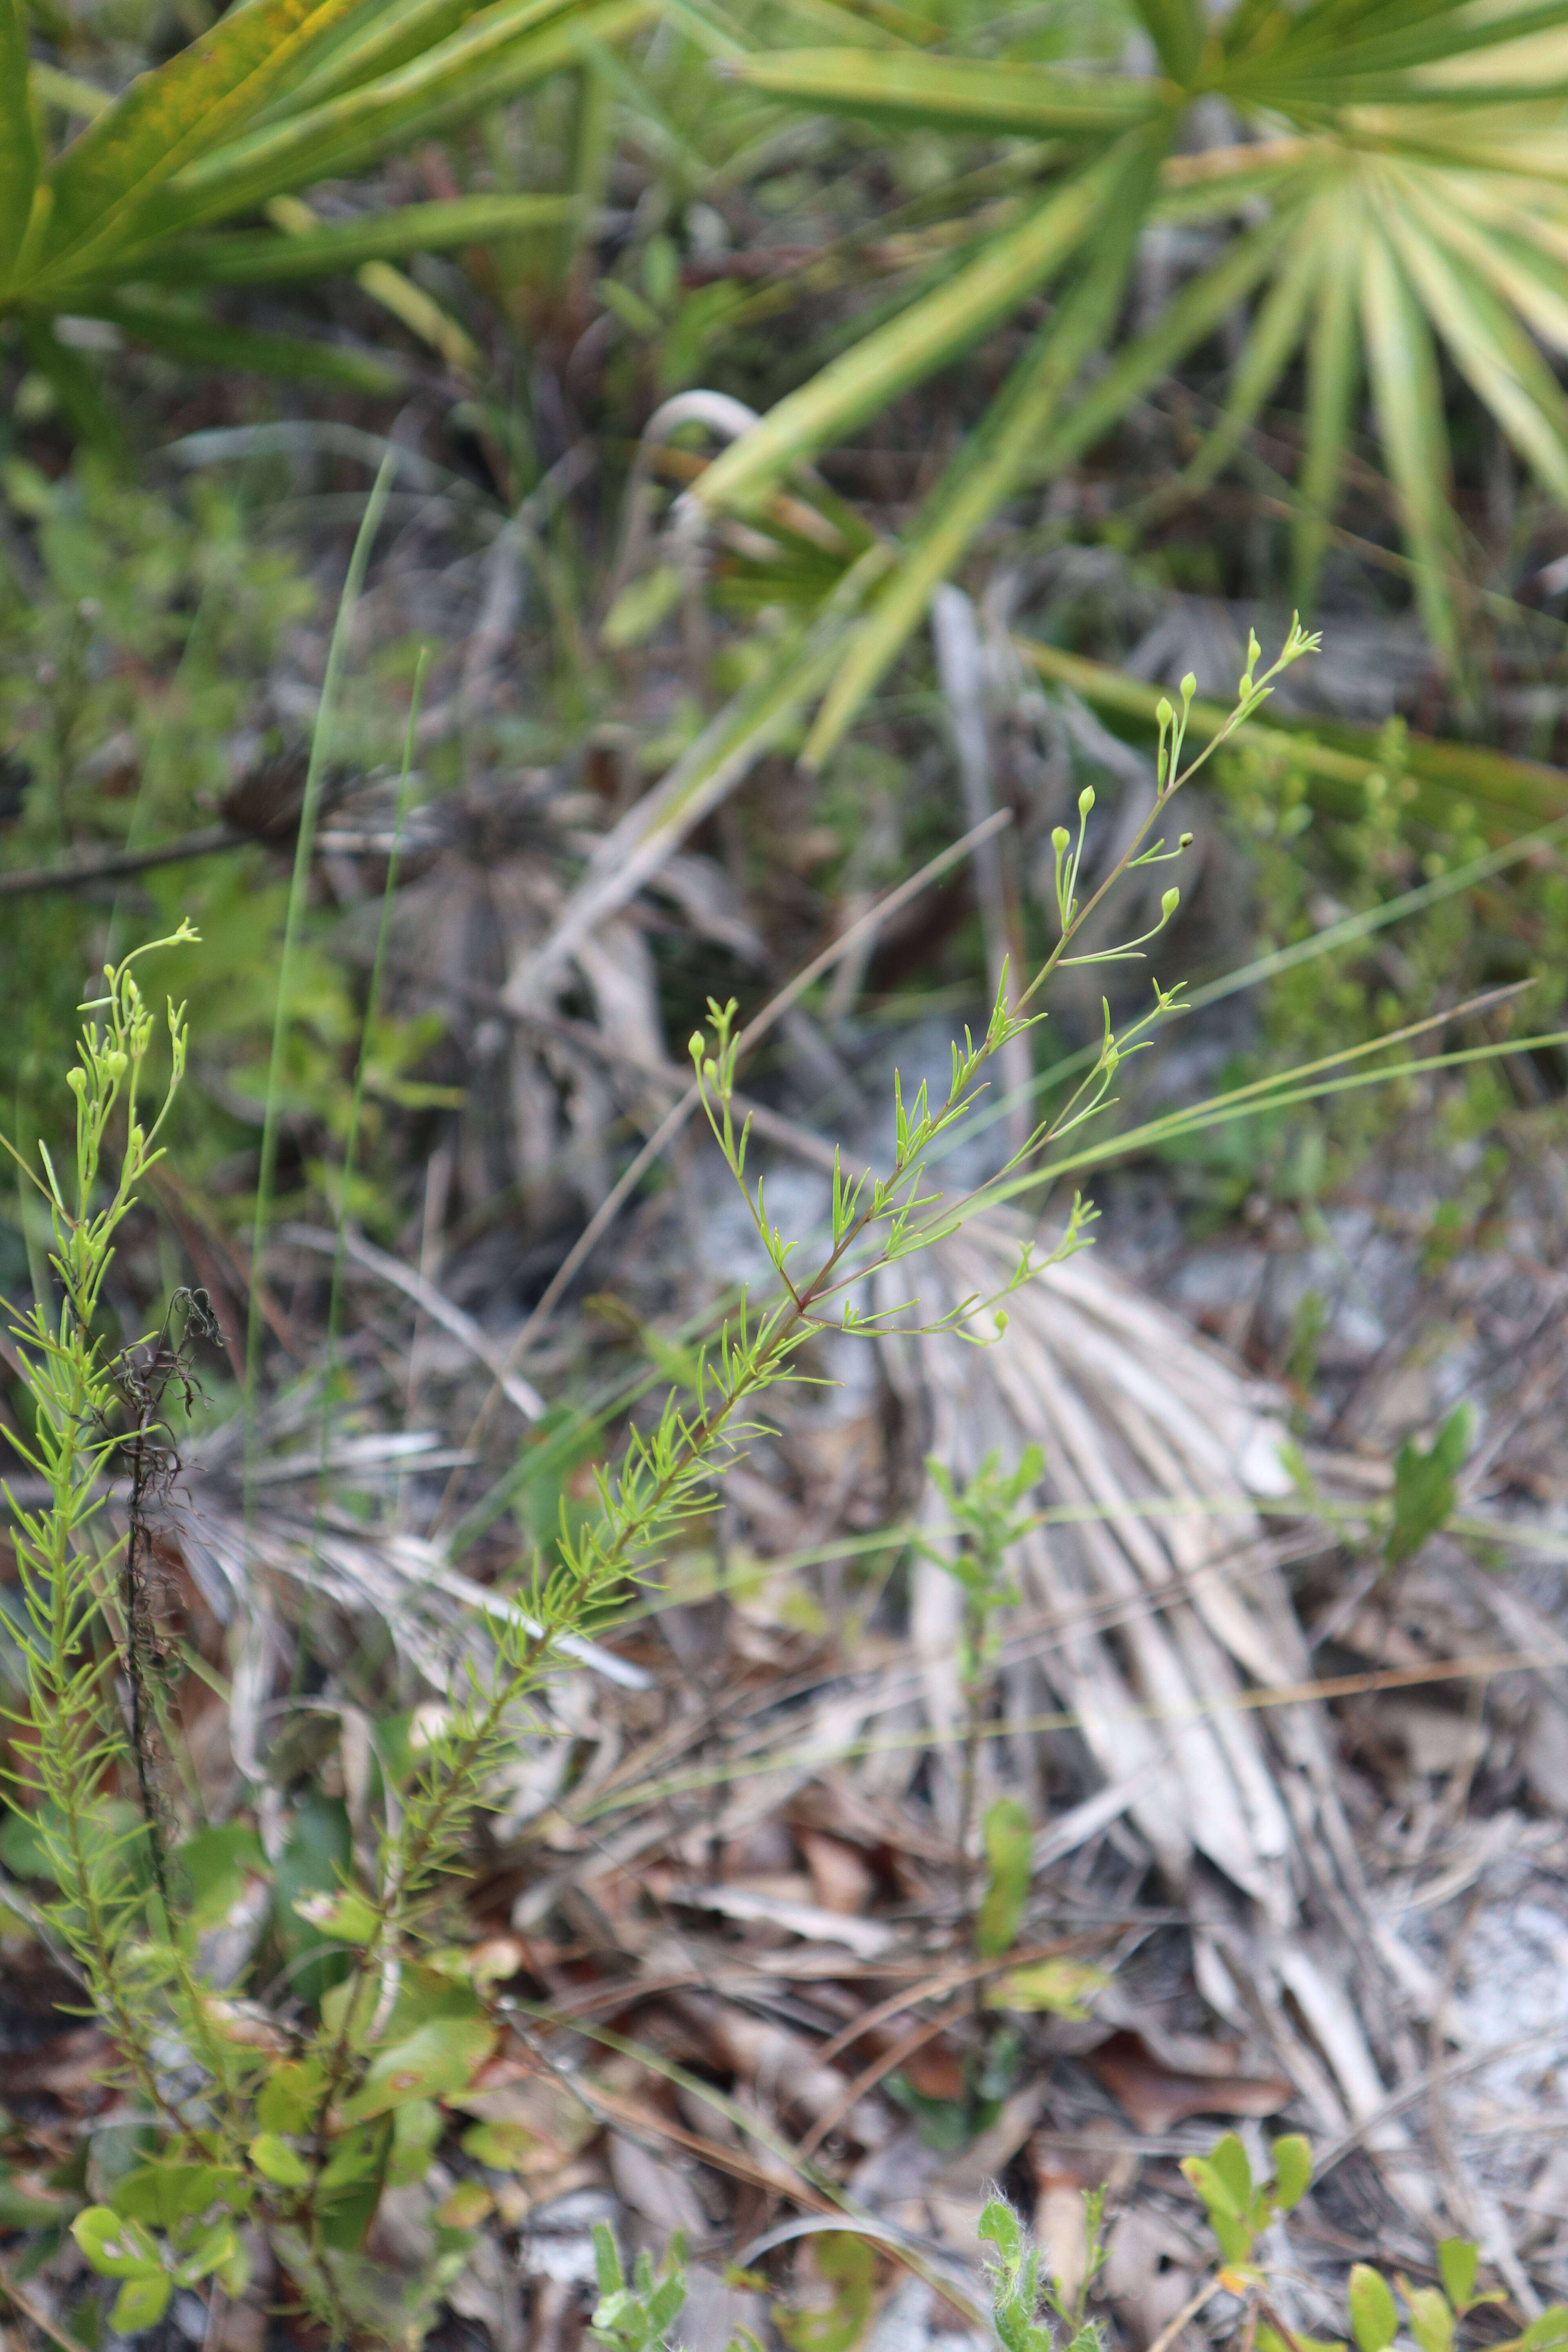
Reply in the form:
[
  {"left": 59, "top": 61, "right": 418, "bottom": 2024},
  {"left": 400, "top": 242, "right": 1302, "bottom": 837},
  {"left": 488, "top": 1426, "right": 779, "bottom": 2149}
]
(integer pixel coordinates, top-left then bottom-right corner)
[
  {"left": 0, "top": 0, "right": 647, "bottom": 389},
  {"left": 671, "top": 0, "right": 1568, "bottom": 747}
]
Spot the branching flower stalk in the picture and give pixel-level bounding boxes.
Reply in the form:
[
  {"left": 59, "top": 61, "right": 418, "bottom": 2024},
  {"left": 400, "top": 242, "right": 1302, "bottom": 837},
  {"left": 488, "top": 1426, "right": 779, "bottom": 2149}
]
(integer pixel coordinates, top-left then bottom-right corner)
[
  {"left": 0, "top": 630, "right": 1319, "bottom": 2347},
  {"left": 0, "top": 926, "right": 226, "bottom": 2146}
]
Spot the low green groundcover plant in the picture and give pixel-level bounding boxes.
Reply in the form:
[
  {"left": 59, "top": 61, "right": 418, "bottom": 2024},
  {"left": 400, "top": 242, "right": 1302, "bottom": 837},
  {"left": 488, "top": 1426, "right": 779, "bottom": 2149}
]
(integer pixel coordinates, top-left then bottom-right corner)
[{"left": 0, "top": 624, "right": 1557, "bottom": 2343}]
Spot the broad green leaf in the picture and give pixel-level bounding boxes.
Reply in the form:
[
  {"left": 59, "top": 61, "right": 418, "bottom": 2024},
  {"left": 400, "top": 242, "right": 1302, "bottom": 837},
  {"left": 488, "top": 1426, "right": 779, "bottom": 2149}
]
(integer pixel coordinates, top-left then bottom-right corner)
[
  {"left": 725, "top": 48, "right": 1166, "bottom": 135},
  {"left": 171, "top": 1821, "right": 269, "bottom": 1929},
  {"left": 339, "top": 2014, "right": 497, "bottom": 2121},
  {"left": 0, "top": 0, "right": 40, "bottom": 285},
  {"left": 257, "top": 2057, "right": 327, "bottom": 2134},
  {"left": 1270, "top": 2133, "right": 1312, "bottom": 2211},
  {"left": 138, "top": 192, "right": 572, "bottom": 284},
  {"left": 779, "top": 2234, "right": 875, "bottom": 2352},
  {"left": 174, "top": 2224, "right": 241, "bottom": 2286},
  {"left": 111, "top": 2272, "right": 174, "bottom": 2335},
  {"left": 390, "top": 2099, "right": 446, "bottom": 2187},
  {"left": 132, "top": 0, "right": 651, "bottom": 240},
  {"left": 978, "top": 2198, "right": 1022, "bottom": 2267},
  {"left": 1294, "top": 216, "right": 1361, "bottom": 613},
  {"left": 32, "top": 0, "right": 367, "bottom": 285},
  {"left": 985, "top": 1958, "right": 1109, "bottom": 2016},
  {"left": 976, "top": 1796, "right": 1033, "bottom": 1957},
  {"left": 1387, "top": 1402, "right": 1471, "bottom": 1563},
  {"left": 249, "top": 2132, "right": 311, "bottom": 2187},
  {"left": 459, "top": 2119, "right": 539, "bottom": 2172},
  {"left": 112, "top": 2163, "right": 245, "bottom": 2229},
  {"left": 72, "top": 2207, "right": 165, "bottom": 2280},
  {"left": 1405, "top": 2285, "right": 1455, "bottom": 2352},
  {"left": 804, "top": 131, "right": 1160, "bottom": 762},
  {"left": 1348, "top": 2266, "right": 1400, "bottom": 2352},
  {"left": 1521, "top": 2311, "right": 1568, "bottom": 2352},
  {"left": 1359, "top": 222, "right": 1462, "bottom": 659},
  {"left": 697, "top": 141, "right": 1134, "bottom": 517},
  {"left": 1209, "top": 2132, "right": 1253, "bottom": 2215},
  {"left": 292, "top": 1887, "right": 382, "bottom": 1943},
  {"left": 1438, "top": 2241, "right": 1479, "bottom": 2312},
  {"left": 1180, "top": 2154, "right": 1242, "bottom": 2221}
]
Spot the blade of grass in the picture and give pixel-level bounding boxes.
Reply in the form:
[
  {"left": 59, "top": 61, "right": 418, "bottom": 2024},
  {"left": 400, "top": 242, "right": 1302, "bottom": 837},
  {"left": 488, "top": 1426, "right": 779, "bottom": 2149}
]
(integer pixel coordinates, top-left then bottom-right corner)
[
  {"left": 316, "top": 650, "right": 427, "bottom": 1504},
  {"left": 244, "top": 449, "right": 396, "bottom": 1518}
]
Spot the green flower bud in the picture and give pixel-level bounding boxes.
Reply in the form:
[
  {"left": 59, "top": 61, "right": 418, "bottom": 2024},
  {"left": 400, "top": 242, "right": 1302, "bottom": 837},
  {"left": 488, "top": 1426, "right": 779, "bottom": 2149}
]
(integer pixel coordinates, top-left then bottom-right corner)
[{"left": 1161, "top": 887, "right": 1180, "bottom": 919}]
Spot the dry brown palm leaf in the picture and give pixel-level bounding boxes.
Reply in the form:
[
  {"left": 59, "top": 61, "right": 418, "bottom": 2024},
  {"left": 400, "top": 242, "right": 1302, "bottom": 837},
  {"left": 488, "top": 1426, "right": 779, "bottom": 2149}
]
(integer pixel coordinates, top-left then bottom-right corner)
[{"left": 876, "top": 1216, "right": 1429, "bottom": 2169}]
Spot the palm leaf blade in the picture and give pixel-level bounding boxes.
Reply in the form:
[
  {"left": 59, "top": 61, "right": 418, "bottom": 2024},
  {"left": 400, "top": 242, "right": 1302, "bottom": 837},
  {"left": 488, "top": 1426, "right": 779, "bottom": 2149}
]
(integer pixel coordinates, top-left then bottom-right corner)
[
  {"left": 33, "top": 0, "right": 366, "bottom": 283},
  {"left": 695, "top": 140, "right": 1136, "bottom": 519},
  {"left": 724, "top": 49, "right": 1165, "bottom": 135}
]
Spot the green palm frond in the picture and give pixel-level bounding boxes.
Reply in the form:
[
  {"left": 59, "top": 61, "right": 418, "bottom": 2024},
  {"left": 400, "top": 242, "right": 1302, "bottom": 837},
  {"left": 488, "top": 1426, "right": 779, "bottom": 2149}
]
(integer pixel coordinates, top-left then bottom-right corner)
[
  {"left": 693, "top": 0, "right": 1568, "bottom": 738},
  {"left": 0, "top": 0, "right": 650, "bottom": 387}
]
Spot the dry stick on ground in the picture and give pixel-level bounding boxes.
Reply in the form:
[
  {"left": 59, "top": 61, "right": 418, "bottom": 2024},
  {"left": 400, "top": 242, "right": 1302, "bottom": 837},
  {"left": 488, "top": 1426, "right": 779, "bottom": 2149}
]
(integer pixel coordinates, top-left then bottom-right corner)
[
  {"left": 0, "top": 825, "right": 244, "bottom": 899},
  {"left": 432, "top": 807, "right": 1013, "bottom": 1518}
]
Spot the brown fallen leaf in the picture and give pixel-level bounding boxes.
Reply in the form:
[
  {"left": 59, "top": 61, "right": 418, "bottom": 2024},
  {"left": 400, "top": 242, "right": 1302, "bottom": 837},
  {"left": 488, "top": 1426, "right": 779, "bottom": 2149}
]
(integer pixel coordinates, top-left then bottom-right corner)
[
  {"left": 797, "top": 1829, "right": 875, "bottom": 1916},
  {"left": 1086, "top": 2030, "right": 1292, "bottom": 2132}
]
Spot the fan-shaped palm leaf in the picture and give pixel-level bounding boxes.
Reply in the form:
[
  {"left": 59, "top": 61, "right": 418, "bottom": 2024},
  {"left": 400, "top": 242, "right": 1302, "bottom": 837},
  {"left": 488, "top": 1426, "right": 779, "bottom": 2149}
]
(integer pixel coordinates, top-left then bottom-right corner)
[{"left": 691, "top": 0, "right": 1568, "bottom": 749}]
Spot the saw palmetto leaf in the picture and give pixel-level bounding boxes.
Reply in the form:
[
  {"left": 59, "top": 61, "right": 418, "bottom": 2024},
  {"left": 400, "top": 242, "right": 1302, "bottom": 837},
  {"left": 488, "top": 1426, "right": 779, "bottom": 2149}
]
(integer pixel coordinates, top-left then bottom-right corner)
[
  {"left": 801, "top": 129, "right": 1165, "bottom": 763},
  {"left": 0, "top": 0, "right": 38, "bottom": 282},
  {"left": 0, "top": 0, "right": 646, "bottom": 369},
  {"left": 25, "top": 0, "right": 366, "bottom": 287},
  {"left": 725, "top": 47, "right": 1167, "bottom": 134},
  {"left": 136, "top": 194, "right": 573, "bottom": 285},
  {"left": 1359, "top": 221, "right": 1464, "bottom": 657},
  {"left": 1294, "top": 219, "right": 1362, "bottom": 612},
  {"left": 134, "top": 0, "right": 650, "bottom": 242},
  {"left": 693, "top": 140, "right": 1140, "bottom": 517},
  {"left": 702, "top": 0, "right": 1568, "bottom": 712}
]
